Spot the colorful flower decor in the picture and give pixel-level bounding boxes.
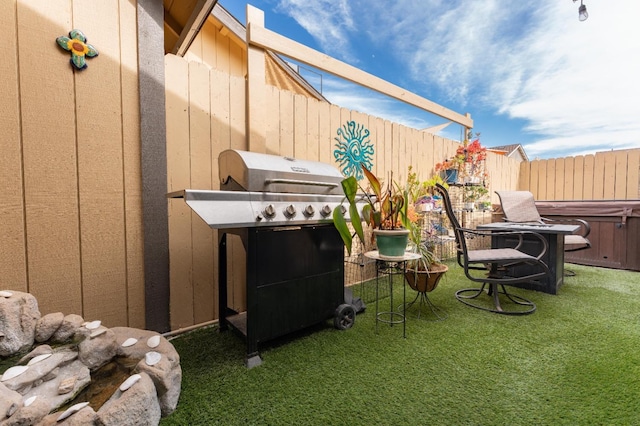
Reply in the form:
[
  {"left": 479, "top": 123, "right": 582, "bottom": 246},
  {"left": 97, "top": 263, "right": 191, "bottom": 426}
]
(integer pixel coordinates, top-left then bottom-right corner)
[
  {"left": 333, "top": 121, "right": 375, "bottom": 180},
  {"left": 56, "top": 29, "right": 98, "bottom": 70},
  {"left": 434, "top": 138, "right": 488, "bottom": 184}
]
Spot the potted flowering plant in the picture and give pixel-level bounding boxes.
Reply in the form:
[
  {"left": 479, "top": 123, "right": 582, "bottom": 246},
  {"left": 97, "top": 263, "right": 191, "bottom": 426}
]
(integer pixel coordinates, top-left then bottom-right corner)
[
  {"left": 461, "top": 138, "right": 487, "bottom": 183},
  {"left": 333, "top": 165, "right": 409, "bottom": 258},
  {"left": 435, "top": 152, "right": 465, "bottom": 184}
]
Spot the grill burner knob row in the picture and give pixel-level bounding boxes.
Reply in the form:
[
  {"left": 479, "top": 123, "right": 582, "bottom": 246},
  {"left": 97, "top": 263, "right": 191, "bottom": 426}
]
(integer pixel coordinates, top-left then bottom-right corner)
[
  {"left": 264, "top": 204, "right": 277, "bottom": 219},
  {"left": 303, "top": 205, "right": 315, "bottom": 217},
  {"left": 284, "top": 204, "right": 297, "bottom": 218}
]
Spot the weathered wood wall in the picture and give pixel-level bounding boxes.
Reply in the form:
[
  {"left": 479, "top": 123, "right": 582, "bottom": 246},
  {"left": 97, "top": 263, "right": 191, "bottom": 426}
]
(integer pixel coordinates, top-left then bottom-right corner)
[
  {"left": 520, "top": 149, "right": 640, "bottom": 200},
  {"left": 0, "top": 0, "right": 145, "bottom": 328}
]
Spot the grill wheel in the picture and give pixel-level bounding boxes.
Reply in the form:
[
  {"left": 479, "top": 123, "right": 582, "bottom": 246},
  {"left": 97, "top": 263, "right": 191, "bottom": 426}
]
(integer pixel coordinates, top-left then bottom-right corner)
[{"left": 334, "top": 303, "right": 356, "bottom": 330}]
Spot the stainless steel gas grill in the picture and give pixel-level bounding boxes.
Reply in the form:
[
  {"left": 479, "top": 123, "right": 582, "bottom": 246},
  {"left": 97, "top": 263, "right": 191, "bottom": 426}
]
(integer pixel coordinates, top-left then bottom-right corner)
[{"left": 168, "top": 149, "right": 360, "bottom": 367}]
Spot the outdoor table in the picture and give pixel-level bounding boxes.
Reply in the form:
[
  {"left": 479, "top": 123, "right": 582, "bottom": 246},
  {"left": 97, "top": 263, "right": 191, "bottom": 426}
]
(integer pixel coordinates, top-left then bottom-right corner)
[
  {"left": 365, "top": 251, "right": 420, "bottom": 337},
  {"left": 476, "top": 222, "right": 580, "bottom": 294}
]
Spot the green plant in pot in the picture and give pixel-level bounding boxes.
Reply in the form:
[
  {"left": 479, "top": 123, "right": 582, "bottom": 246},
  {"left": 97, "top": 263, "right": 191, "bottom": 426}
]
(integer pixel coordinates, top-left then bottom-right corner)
[
  {"left": 403, "top": 170, "right": 448, "bottom": 292},
  {"left": 333, "top": 165, "right": 409, "bottom": 258}
]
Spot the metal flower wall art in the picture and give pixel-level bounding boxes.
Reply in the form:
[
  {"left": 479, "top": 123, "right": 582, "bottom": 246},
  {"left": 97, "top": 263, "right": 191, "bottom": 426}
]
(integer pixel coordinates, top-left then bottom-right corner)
[
  {"left": 56, "top": 29, "right": 99, "bottom": 70},
  {"left": 333, "top": 121, "right": 375, "bottom": 180}
]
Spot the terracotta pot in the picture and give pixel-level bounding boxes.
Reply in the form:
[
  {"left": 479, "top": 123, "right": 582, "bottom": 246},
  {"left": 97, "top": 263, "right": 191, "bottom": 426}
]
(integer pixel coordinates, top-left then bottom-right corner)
[{"left": 405, "top": 263, "right": 448, "bottom": 293}]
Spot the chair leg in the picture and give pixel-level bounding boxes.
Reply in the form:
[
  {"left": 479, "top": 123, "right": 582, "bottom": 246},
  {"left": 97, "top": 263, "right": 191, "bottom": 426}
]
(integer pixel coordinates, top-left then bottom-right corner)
[{"left": 455, "top": 282, "right": 536, "bottom": 315}]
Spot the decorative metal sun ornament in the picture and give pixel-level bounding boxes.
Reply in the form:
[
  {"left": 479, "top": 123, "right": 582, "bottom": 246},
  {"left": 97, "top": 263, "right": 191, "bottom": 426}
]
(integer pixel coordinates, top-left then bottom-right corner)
[
  {"left": 333, "top": 121, "right": 375, "bottom": 180},
  {"left": 56, "top": 29, "right": 99, "bottom": 70}
]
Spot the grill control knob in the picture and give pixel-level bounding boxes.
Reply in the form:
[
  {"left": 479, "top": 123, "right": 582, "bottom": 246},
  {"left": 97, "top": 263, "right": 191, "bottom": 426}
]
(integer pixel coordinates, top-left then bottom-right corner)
[
  {"left": 304, "top": 205, "right": 315, "bottom": 217},
  {"left": 284, "top": 204, "right": 297, "bottom": 218},
  {"left": 320, "top": 205, "right": 333, "bottom": 217},
  {"left": 340, "top": 205, "right": 347, "bottom": 215},
  {"left": 264, "top": 204, "right": 277, "bottom": 219}
]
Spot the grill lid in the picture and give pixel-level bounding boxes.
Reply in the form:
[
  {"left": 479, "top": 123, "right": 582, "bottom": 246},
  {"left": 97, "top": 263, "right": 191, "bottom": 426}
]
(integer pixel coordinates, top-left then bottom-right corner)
[{"left": 219, "top": 149, "right": 343, "bottom": 195}]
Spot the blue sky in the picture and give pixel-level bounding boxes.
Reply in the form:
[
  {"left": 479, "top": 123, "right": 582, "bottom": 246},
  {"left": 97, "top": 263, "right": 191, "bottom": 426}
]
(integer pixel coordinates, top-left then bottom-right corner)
[{"left": 219, "top": 0, "right": 640, "bottom": 159}]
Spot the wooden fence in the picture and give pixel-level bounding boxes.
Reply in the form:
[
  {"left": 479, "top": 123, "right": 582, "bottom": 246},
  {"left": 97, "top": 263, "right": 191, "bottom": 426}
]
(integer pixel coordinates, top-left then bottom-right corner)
[
  {"left": 165, "top": 53, "right": 521, "bottom": 330},
  {"left": 521, "top": 149, "right": 640, "bottom": 200}
]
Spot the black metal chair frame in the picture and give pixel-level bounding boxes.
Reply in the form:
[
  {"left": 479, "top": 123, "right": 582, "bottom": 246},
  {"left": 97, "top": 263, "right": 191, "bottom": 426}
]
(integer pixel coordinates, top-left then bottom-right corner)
[{"left": 434, "top": 184, "right": 552, "bottom": 315}]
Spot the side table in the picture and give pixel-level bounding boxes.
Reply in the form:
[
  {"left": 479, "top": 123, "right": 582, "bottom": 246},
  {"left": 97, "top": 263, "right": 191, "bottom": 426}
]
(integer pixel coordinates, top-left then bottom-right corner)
[{"left": 364, "top": 251, "right": 420, "bottom": 338}]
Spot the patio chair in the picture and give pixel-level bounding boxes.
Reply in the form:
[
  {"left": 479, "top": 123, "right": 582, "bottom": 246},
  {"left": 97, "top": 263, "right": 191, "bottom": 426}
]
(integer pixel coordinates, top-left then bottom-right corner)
[
  {"left": 434, "top": 183, "right": 551, "bottom": 315},
  {"left": 495, "top": 190, "right": 591, "bottom": 276}
]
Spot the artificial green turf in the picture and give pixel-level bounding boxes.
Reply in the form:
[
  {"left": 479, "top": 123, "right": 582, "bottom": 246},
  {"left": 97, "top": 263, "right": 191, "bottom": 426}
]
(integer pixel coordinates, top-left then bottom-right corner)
[{"left": 161, "top": 263, "right": 640, "bottom": 425}]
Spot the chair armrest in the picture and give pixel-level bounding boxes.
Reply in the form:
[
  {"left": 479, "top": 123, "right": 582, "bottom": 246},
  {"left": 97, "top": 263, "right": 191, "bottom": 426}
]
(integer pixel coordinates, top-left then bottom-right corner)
[{"left": 541, "top": 217, "right": 591, "bottom": 238}]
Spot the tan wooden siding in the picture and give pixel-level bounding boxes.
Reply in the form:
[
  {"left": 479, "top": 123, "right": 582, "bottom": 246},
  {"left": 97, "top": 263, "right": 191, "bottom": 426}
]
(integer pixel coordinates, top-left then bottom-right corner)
[
  {"left": 521, "top": 149, "right": 640, "bottom": 201},
  {"left": 0, "top": 0, "right": 144, "bottom": 328}
]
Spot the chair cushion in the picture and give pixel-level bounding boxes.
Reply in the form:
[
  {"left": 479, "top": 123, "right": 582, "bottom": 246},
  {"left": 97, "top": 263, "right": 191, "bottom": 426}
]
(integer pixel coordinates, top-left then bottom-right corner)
[
  {"left": 496, "top": 191, "right": 542, "bottom": 223},
  {"left": 564, "top": 234, "right": 591, "bottom": 250},
  {"left": 468, "top": 248, "right": 535, "bottom": 263}
]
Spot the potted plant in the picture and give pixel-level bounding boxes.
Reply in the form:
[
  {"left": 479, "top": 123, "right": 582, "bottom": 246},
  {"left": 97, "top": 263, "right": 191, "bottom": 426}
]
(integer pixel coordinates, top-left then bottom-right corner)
[
  {"left": 333, "top": 165, "right": 409, "bottom": 258},
  {"left": 435, "top": 152, "right": 465, "bottom": 184},
  {"left": 403, "top": 169, "right": 448, "bottom": 292},
  {"left": 463, "top": 184, "right": 489, "bottom": 211}
]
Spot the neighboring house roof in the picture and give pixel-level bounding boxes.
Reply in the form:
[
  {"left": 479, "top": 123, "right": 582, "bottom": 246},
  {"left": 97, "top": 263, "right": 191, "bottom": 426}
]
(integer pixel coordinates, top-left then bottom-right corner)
[{"left": 489, "top": 144, "right": 530, "bottom": 162}]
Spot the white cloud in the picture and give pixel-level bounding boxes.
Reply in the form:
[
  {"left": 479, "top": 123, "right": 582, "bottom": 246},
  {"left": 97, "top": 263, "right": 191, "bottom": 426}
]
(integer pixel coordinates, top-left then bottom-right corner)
[{"left": 274, "top": 0, "right": 640, "bottom": 158}]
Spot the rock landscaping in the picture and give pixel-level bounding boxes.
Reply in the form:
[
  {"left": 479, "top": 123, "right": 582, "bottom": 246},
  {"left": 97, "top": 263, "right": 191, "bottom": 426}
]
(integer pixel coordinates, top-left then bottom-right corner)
[{"left": 0, "top": 290, "right": 181, "bottom": 425}]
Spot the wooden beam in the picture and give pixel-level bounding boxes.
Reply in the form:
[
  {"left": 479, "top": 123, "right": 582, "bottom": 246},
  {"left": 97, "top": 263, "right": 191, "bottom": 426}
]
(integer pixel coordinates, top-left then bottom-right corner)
[
  {"left": 248, "top": 23, "right": 473, "bottom": 128},
  {"left": 172, "top": 0, "right": 218, "bottom": 56}
]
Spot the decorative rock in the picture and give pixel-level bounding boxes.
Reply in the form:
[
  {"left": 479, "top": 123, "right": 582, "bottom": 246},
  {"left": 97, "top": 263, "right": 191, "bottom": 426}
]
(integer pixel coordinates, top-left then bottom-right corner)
[
  {"left": 0, "top": 291, "right": 40, "bottom": 356},
  {"left": 22, "top": 359, "right": 91, "bottom": 411},
  {"left": 1, "top": 295, "right": 181, "bottom": 424},
  {"left": 0, "top": 290, "right": 13, "bottom": 297},
  {"left": 1, "top": 382, "right": 22, "bottom": 420},
  {"left": 85, "top": 319, "right": 101, "bottom": 330},
  {"left": 51, "top": 313, "right": 84, "bottom": 343},
  {"left": 137, "top": 353, "right": 183, "bottom": 417},
  {"left": 27, "top": 353, "right": 52, "bottom": 365},
  {"left": 35, "top": 312, "right": 65, "bottom": 343},
  {"left": 145, "top": 351, "right": 162, "bottom": 366},
  {"left": 122, "top": 337, "right": 138, "bottom": 347},
  {"left": 56, "top": 401, "right": 90, "bottom": 421},
  {"left": 98, "top": 372, "right": 161, "bottom": 426},
  {"left": 18, "top": 344, "right": 53, "bottom": 365},
  {"left": 1, "top": 365, "right": 29, "bottom": 382},
  {"left": 6, "top": 393, "right": 51, "bottom": 425},
  {"left": 119, "top": 374, "right": 142, "bottom": 392},
  {"left": 78, "top": 327, "right": 117, "bottom": 371},
  {"left": 4, "top": 349, "right": 77, "bottom": 394},
  {"left": 147, "top": 335, "right": 161, "bottom": 348},
  {"left": 58, "top": 376, "right": 77, "bottom": 394}
]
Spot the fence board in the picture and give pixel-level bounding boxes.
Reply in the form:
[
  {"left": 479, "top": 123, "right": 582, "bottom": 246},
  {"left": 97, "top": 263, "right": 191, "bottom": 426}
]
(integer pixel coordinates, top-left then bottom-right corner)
[
  {"left": 293, "top": 93, "right": 307, "bottom": 159},
  {"left": 19, "top": 0, "right": 83, "bottom": 316},
  {"left": 318, "top": 101, "right": 332, "bottom": 165},
  {"left": 279, "top": 90, "right": 294, "bottom": 157},
  {"left": 614, "top": 151, "right": 628, "bottom": 200},
  {"left": 627, "top": 150, "right": 640, "bottom": 199},
  {"left": 74, "top": 0, "right": 128, "bottom": 327},
  {"left": 265, "top": 85, "right": 280, "bottom": 155},
  {"left": 166, "top": 55, "right": 194, "bottom": 329},
  {"left": 119, "top": 0, "right": 145, "bottom": 329},
  {"left": 189, "top": 62, "right": 215, "bottom": 325},
  {"left": 0, "top": 0, "right": 27, "bottom": 291},
  {"left": 307, "top": 97, "right": 320, "bottom": 161}
]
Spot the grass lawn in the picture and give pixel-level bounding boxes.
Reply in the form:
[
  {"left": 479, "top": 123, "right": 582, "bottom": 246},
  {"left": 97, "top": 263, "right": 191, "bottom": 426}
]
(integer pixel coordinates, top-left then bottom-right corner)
[{"left": 161, "top": 262, "right": 640, "bottom": 425}]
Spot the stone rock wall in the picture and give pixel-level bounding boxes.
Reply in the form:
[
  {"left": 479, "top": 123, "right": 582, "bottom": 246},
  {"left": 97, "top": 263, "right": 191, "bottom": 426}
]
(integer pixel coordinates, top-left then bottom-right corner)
[{"left": 0, "top": 290, "right": 181, "bottom": 425}]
